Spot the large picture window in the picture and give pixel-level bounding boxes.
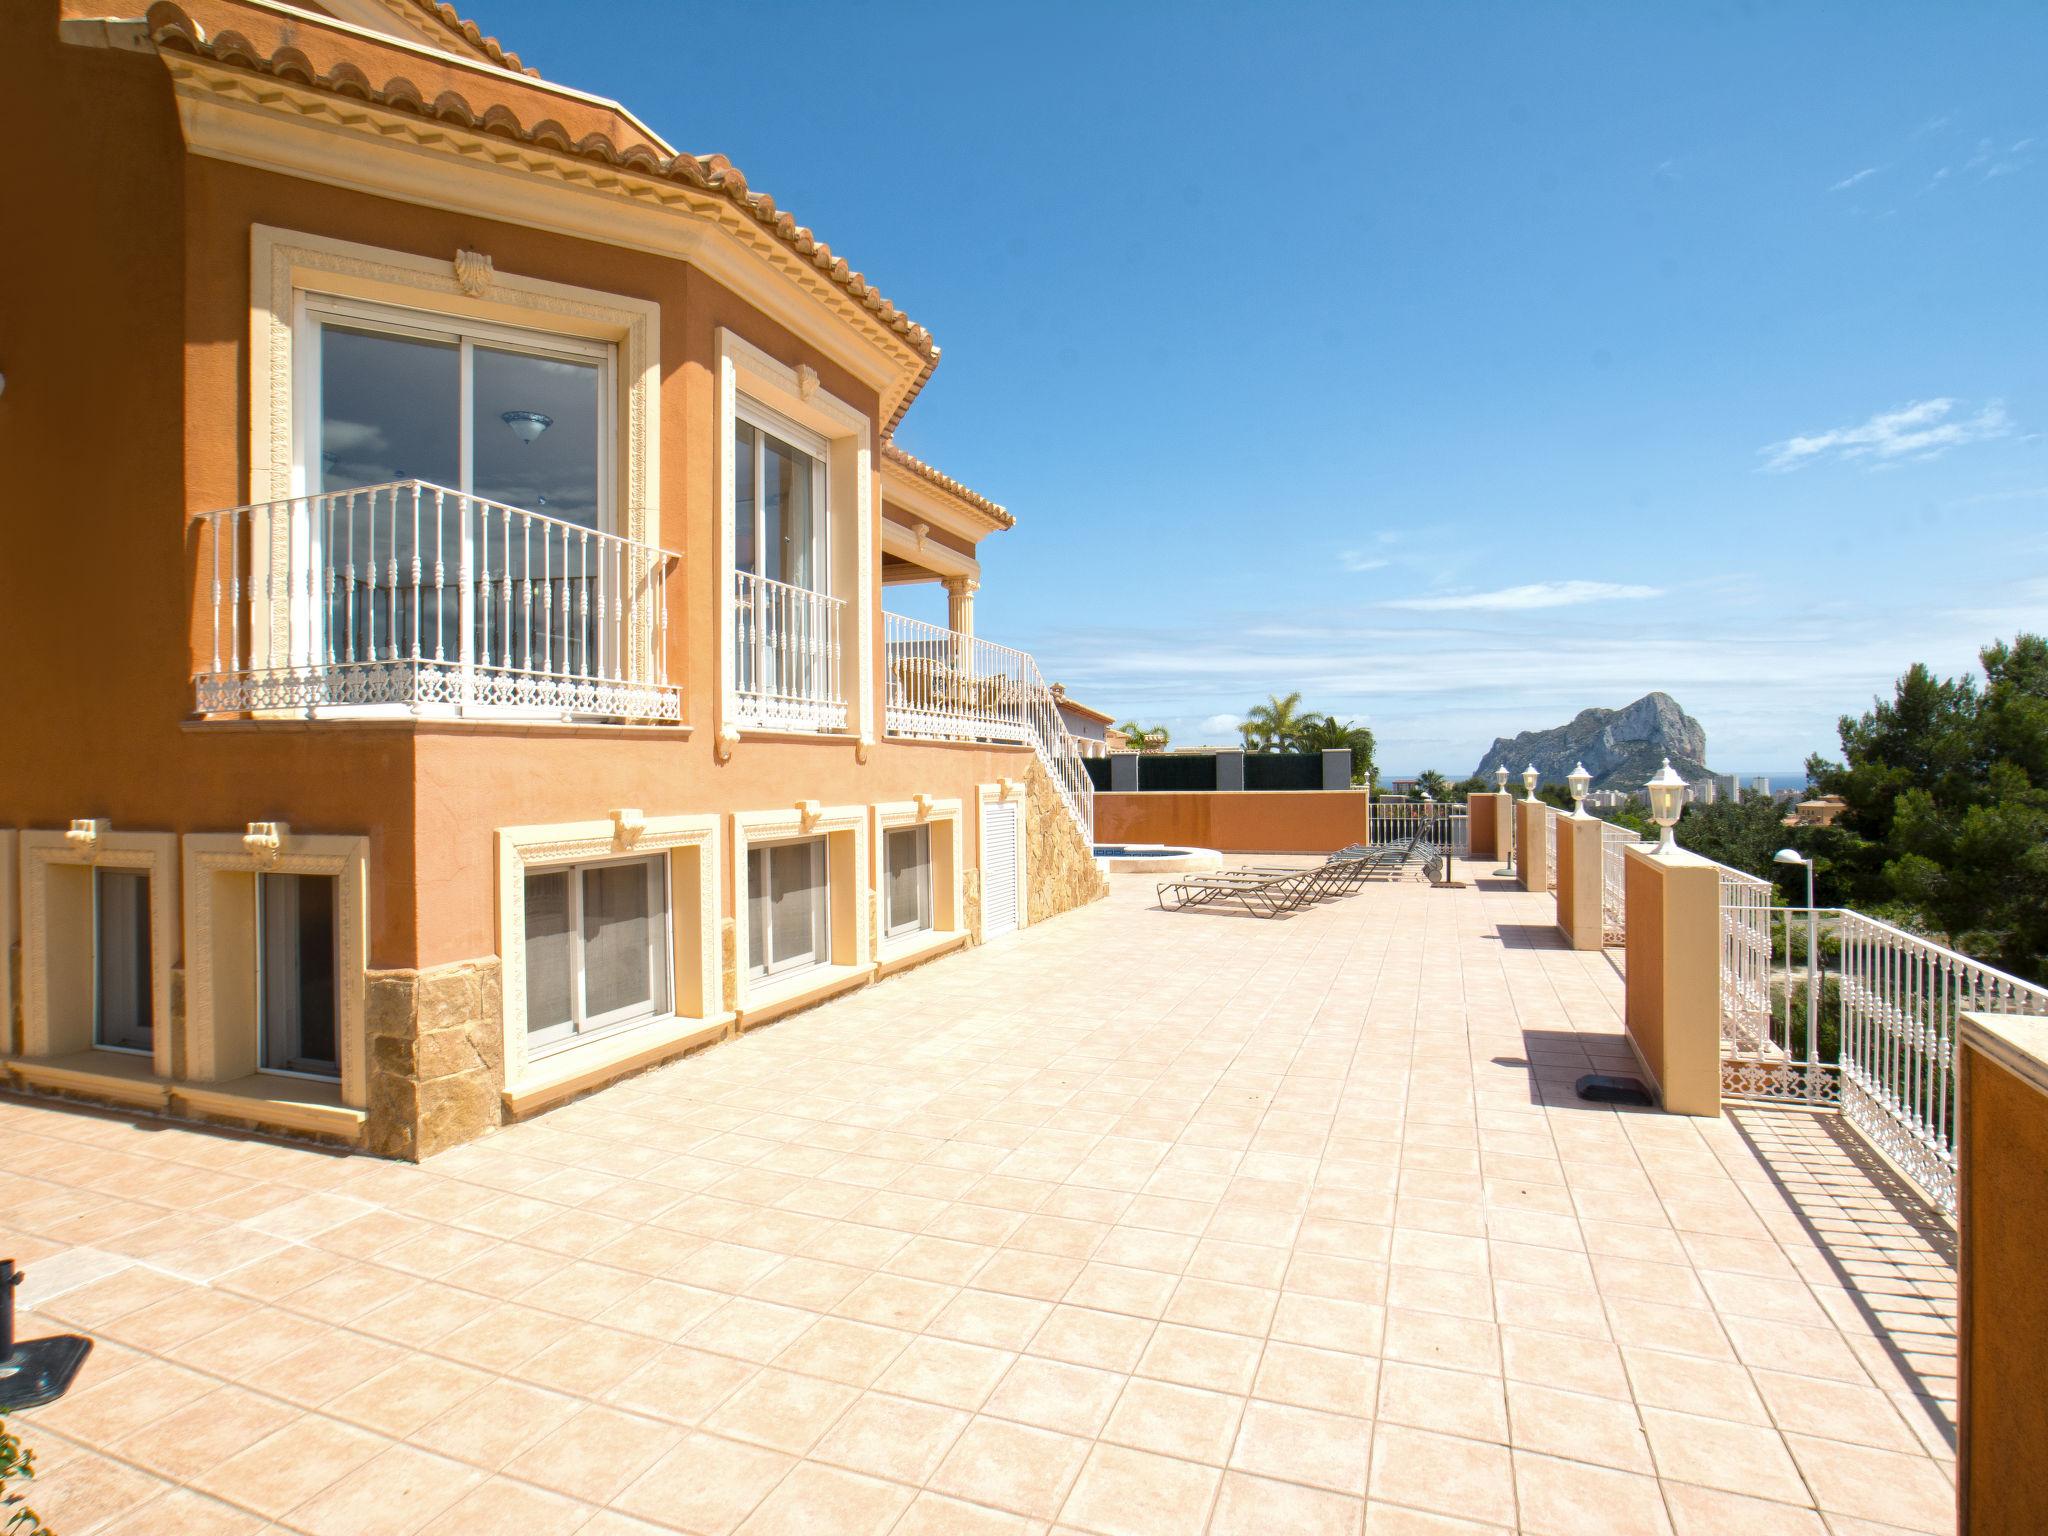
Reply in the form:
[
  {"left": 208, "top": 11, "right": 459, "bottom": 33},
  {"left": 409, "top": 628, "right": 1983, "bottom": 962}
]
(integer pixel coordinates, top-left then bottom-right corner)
[
  {"left": 733, "top": 405, "right": 826, "bottom": 592},
  {"left": 524, "top": 855, "right": 672, "bottom": 1050},
  {"left": 93, "top": 869, "right": 154, "bottom": 1055},
  {"left": 884, "top": 826, "right": 934, "bottom": 941},
  {"left": 258, "top": 873, "right": 340, "bottom": 1079},
  {"left": 747, "top": 839, "right": 830, "bottom": 980}
]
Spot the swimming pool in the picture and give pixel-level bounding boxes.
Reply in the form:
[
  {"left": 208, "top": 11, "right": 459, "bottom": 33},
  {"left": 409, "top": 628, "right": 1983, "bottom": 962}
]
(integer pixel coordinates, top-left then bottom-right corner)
[{"left": 1092, "top": 843, "right": 1223, "bottom": 873}]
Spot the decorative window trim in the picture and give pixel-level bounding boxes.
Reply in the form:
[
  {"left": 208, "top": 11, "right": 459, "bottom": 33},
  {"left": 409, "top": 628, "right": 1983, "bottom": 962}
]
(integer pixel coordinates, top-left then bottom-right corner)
[
  {"left": 717, "top": 328, "right": 876, "bottom": 745},
  {"left": 977, "top": 780, "right": 1030, "bottom": 939},
  {"left": 18, "top": 826, "right": 180, "bottom": 1081},
  {"left": 250, "top": 225, "right": 661, "bottom": 546},
  {"left": 181, "top": 831, "right": 370, "bottom": 1109},
  {"left": 497, "top": 813, "right": 722, "bottom": 1091},
  {"left": 873, "top": 797, "right": 964, "bottom": 952},
  {"left": 731, "top": 804, "right": 870, "bottom": 1013}
]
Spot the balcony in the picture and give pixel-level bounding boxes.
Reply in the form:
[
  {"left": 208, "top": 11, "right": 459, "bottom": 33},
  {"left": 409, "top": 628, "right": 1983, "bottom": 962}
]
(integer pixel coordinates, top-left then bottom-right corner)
[
  {"left": 884, "top": 611, "right": 1094, "bottom": 833},
  {"left": 730, "top": 569, "right": 848, "bottom": 733},
  {"left": 192, "top": 481, "right": 680, "bottom": 722}
]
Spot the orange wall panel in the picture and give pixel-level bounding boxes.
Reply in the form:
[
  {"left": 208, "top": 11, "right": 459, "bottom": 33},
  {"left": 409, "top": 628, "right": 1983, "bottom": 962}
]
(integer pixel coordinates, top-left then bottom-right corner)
[{"left": 1094, "top": 792, "right": 1369, "bottom": 854}]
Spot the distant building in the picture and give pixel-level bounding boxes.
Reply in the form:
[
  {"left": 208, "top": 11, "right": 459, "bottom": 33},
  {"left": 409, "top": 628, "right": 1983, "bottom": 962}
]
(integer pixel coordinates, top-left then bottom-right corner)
[
  {"left": 1050, "top": 685, "right": 1117, "bottom": 758},
  {"left": 1713, "top": 773, "right": 1740, "bottom": 801},
  {"left": 1389, "top": 777, "right": 1420, "bottom": 797},
  {"left": 1686, "top": 778, "right": 1718, "bottom": 806},
  {"left": 1787, "top": 794, "right": 1848, "bottom": 828},
  {"left": 1751, "top": 775, "right": 1773, "bottom": 797}
]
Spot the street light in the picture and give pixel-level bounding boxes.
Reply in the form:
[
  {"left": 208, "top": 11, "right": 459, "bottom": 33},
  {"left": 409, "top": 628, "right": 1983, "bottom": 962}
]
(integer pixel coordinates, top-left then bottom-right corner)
[
  {"left": 1522, "top": 764, "right": 1540, "bottom": 802},
  {"left": 1567, "top": 761, "right": 1591, "bottom": 818},
  {"left": 1493, "top": 765, "right": 1509, "bottom": 793},
  {"left": 1775, "top": 847, "right": 1819, "bottom": 1090},
  {"left": 1645, "top": 758, "right": 1686, "bottom": 854}
]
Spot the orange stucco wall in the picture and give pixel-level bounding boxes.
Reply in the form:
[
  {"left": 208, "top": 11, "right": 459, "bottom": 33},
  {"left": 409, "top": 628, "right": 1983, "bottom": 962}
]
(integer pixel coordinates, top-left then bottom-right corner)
[
  {"left": 0, "top": 0, "right": 1044, "bottom": 976},
  {"left": 1958, "top": 1042, "right": 2048, "bottom": 1535},
  {"left": 1094, "top": 792, "right": 1370, "bottom": 854},
  {"left": 1467, "top": 794, "right": 1499, "bottom": 860}
]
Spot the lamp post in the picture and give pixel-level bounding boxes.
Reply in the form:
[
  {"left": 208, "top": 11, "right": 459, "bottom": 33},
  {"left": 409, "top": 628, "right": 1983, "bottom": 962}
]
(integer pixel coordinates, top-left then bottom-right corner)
[
  {"left": 1645, "top": 758, "right": 1685, "bottom": 854},
  {"left": 1774, "top": 848, "right": 1819, "bottom": 1092},
  {"left": 1522, "top": 764, "right": 1540, "bottom": 802},
  {"left": 1492, "top": 766, "right": 1514, "bottom": 877},
  {"left": 1567, "top": 762, "right": 1591, "bottom": 819}
]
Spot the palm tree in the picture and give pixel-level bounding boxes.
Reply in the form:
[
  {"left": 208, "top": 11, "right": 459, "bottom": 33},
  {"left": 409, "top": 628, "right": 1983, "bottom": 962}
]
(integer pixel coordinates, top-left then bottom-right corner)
[
  {"left": 1115, "top": 721, "right": 1169, "bottom": 753},
  {"left": 1240, "top": 691, "right": 1309, "bottom": 752},
  {"left": 1415, "top": 768, "right": 1451, "bottom": 801},
  {"left": 1295, "top": 714, "right": 1378, "bottom": 787}
]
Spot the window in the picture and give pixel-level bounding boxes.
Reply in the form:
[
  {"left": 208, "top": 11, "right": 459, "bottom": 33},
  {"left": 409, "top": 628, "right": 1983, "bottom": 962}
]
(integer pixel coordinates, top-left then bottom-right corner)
[
  {"left": 524, "top": 856, "right": 672, "bottom": 1050},
  {"left": 884, "top": 826, "right": 934, "bottom": 941},
  {"left": 93, "top": 869, "right": 153, "bottom": 1054},
  {"left": 733, "top": 405, "right": 826, "bottom": 591},
  {"left": 747, "top": 839, "right": 830, "bottom": 980},
  {"left": 257, "top": 873, "right": 340, "bottom": 1079}
]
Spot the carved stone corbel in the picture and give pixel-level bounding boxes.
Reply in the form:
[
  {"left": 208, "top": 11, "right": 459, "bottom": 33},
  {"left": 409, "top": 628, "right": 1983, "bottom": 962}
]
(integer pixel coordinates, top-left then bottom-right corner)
[
  {"left": 65, "top": 818, "right": 109, "bottom": 855},
  {"left": 454, "top": 248, "right": 494, "bottom": 297},
  {"left": 795, "top": 799, "right": 823, "bottom": 832},
  {"left": 242, "top": 821, "right": 289, "bottom": 864},
  {"left": 913, "top": 793, "right": 934, "bottom": 820},
  {"left": 611, "top": 808, "right": 646, "bottom": 849},
  {"left": 999, "top": 778, "right": 1022, "bottom": 801},
  {"left": 855, "top": 733, "right": 875, "bottom": 765},
  {"left": 715, "top": 723, "right": 741, "bottom": 763},
  {"left": 796, "top": 364, "right": 819, "bottom": 400}
]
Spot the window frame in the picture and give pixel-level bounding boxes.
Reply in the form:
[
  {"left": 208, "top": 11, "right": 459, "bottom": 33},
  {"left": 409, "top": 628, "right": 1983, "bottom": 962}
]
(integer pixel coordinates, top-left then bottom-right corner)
[
  {"left": 883, "top": 823, "right": 935, "bottom": 942},
  {"left": 253, "top": 870, "right": 344, "bottom": 1083},
  {"left": 90, "top": 866, "right": 156, "bottom": 1058},
  {"left": 732, "top": 394, "right": 831, "bottom": 595},
  {"left": 522, "top": 851, "right": 675, "bottom": 1056},
  {"left": 746, "top": 836, "right": 832, "bottom": 981},
  {"left": 293, "top": 291, "right": 618, "bottom": 519}
]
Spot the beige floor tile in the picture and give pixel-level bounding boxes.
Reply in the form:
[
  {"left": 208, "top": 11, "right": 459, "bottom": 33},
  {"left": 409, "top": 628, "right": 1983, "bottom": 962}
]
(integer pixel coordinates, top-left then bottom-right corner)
[
  {"left": 1059, "top": 1442, "right": 1222, "bottom": 1536},
  {"left": 1750, "top": 1367, "right": 1924, "bottom": 1453},
  {"left": 985, "top": 1356, "right": 1129, "bottom": 1436},
  {"left": 1379, "top": 1361, "right": 1509, "bottom": 1442},
  {"left": 1253, "top": 1339, "right": 1379, "bottom": 1416},
  {"left": 812, "top": 1389, "right": 968, "bottom": 1482},
  {"left": 112, "top": 1383, "right": 303, "bottom": 1481},
  {"left": 1363, "top": 1498, "right": 1511, "bottom": 1533},
  {"left": 192, "top": 1414, "right": 389, "bottom": 1519},
  {"left": 875, "top": 1334, "right": 1016, "bottom": 1410},
  {"left": 1641, "top": 1406, "right": 1810, "bottom": 1504},
  {"left": 614, "top": 1430, "right": 795, "bottom": 1532},
  {"left": 1133, "top": 1323, "right": 1263, "bottom": 1395},
  {"left": 1504, "top": 1379, "right": 1651, "bottom": 1472},
  {"left": 1101, "top": 1377, "right": 1243, "bottom": 1464},
  {"left": 1029, "top": 1304, "right": 1156, "bottom": 1372},
  {"left": 1664, "top": 1482, "right": 1830, "bottom": 1535},
  {"left": 701, "top": 1366, "right": 860, "bottom": 1454},
  {"left": 1367, "top": 1425, "right": 1517, "bottom": 1526},
  {"left": 1210, "top": 1470, "right": 1362, "bottom": 1536},
  {"left": 1229, "top": 1399, "right": 1374, "bottom": 1495},
  {"left": 733, "top": 1460, "right": 915, "bottom": 1536},
  {"left": 286, "top": 1443, "right": 483, "bottom": 1536},
  {"left": 521, "top": 1403, "right": 680, "bottom": 1505},
  {"left": 414, "top": 1475, "right": 594, "bottom": 1535},
  {"left": 1783, "top": 1432, "right": 1956, "bottom": 1531},
  {"left": 414, "top": 1377, "right": 580, "bottom": 1470},
  {"left": 1511, "top": 1449, "right": 1672, "bottom": 1536},
  {"left": 892, "top": 1490, "right": 1044, "bottom": 1535},
  {"left": 606, "top": 1343, "right": 758, "bottom": 1424},
  {"left": 929, "top": 1416, "right": 1093, "bottom": 1520},
  {"left": 1383, "top": 1308, "right": 1501, "bottom": 1375},
  {"left": 95, "top": 1485, "right": 269, "bottom": 1536}
]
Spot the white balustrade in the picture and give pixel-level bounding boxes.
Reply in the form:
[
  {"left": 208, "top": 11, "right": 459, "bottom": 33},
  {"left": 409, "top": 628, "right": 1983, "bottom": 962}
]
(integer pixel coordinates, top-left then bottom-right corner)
[
  {"left": 1368, "top": 800, "right": 1469, "bottom": 855},
  {"left": 1713, "top": 860, "right": 1776, "bottom": 1055},
  {"left": 882, "top": 612, "right": 1093, "bottom": 835},
  {"left": 1545, "top": 807, "right": 1559, "bottom": 890},
  {"left": 192, "top": 481, "right": 678, "bottom": 720},
  {"left": 1600, "top": 822, "right": 1645, "bottom": 944},
  {"left": 731, "top": 571, "right": 848, "bottom": 732}
]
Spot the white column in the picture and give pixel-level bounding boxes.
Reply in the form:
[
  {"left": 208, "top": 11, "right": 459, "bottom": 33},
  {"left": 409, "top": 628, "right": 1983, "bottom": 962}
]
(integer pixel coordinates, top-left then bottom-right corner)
[{"left": 945, "top": 575, "right": 978, "bottom": 637}]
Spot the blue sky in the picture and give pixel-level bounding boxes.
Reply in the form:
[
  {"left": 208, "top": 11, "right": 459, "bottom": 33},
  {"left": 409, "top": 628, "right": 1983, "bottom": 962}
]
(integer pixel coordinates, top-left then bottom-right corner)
[{"left": 476, "top": 1, "right": 2046, "bottom": 776}]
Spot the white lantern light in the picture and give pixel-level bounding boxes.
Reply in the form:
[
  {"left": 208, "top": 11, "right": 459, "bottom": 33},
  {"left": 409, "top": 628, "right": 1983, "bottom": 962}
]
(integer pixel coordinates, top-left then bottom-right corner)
[
  {"left": 1646, "top": 757, "right": 1686, "bottom": 852},
  {"left": 1567, "top": 762, "right": 1592, "bottom": 817},
  {"left": 1522, "top": 763, "right": 1540, "bottom": 801},
  {"left": 1493, "top": 765, "right": 1509, "bottom": 793}
]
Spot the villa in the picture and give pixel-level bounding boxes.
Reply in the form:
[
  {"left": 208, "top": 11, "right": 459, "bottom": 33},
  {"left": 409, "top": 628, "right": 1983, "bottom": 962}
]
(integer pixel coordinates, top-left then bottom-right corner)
[{"left": 0, "top": 0, "right": 1102, "bottom": 1160}]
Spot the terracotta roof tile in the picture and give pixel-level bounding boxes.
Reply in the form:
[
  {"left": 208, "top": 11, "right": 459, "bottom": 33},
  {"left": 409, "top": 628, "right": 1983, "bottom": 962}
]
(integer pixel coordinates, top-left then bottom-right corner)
[
  {"left": 397, "top": 0, "right": 537, "bottom": 75},
  {"left": 881, "top": 442, "right": 1014, "bottom": 529},
  {"left": 144, "top": 1, "right": 939, "bottom": 374}
]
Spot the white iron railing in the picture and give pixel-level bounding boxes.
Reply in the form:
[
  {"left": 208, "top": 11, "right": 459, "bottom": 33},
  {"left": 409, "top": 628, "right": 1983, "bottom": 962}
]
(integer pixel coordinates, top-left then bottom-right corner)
[
  {"left": 1729, "top": 908, "right": 2048, "bottom": 1218},
  {"left": 882, "top": 612, "right": 1093, "bottom": 835},
  {"left": 1600, "top": 822, "right": 1646, "bottom": 944},
  {"left": 1713, "top": 860, "right": 1776, "bottom": 1055},
  {"left": 192, "top": 481, "right": 678, "bottom": 720},
  {"left": 1544, "top": 808, "right": 1559, "bottom": 891},
  {"left": 732, "top": 570, "right": 847, "bottom": 732},
  {"left": 1370, "top": 800, "right": 1469, "bottom": 855}
]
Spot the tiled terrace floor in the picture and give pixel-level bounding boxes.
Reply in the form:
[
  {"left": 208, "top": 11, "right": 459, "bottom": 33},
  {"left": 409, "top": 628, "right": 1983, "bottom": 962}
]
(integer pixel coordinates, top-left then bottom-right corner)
[{"left": 2, "top": 862, "right": 1958, "bottom": 1535}]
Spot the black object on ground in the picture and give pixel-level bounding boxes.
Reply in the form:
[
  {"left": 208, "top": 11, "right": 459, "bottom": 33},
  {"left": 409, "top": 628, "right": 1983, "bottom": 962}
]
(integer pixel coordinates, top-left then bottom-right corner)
[
  {"left": 1575, "top": 1073, "right": 1654, "bottom": 1108},
  {"left": 0, "top": 1259, "right": 93, "bottom": 1411}
]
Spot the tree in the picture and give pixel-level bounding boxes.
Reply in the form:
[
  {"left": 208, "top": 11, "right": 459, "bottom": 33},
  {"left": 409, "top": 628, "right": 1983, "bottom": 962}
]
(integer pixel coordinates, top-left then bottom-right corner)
[
  {"left": 1295, "top": 714, "right": 1379, "bottom": 787},
  {"left": 1672, "top": 794, "right": 1809, "bottom": 899},
  {"left": 1807, "top": 634, "right": 2048, "bottom": 981},
  {"left": 1240, "top": 692, "right": 1309, "bottom": 752},
  {"left": 1115, "top": 721, "right": 1169, "bottom": 753},
  {"left": 1414, "top": 768, "right": 1450, "bottom": 800}
]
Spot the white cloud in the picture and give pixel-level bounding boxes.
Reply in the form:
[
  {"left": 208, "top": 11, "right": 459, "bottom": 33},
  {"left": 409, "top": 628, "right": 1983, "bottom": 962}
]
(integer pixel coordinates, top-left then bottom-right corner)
[
  {"left": 1199, "top": 712, "right": 1241, "bottom": 734},
  {"left": 1339, "top": 550, "right": 1390, "bottom": 572},
  {"left": 1759, "top": 398, "right": 2014, "bottom": 472},
  {"left": 1383, "top": 581, "right": 1663, "bottom": 612},
  {"left": 1829, "top": 166, "right": 1882, "bottom": 192}
]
